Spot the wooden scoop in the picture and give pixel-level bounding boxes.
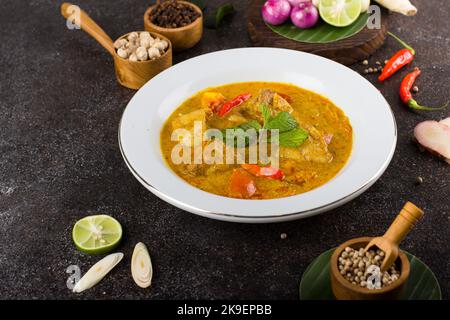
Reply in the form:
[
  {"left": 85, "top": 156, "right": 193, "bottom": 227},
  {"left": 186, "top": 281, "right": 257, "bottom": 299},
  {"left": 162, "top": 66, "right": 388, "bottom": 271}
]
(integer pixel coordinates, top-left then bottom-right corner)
[
  {"left": 365, "top": 202, "right": 424, "bottom": 272},
  {"left": 60, "top": 3, "right": 172, "bottom": 89}
]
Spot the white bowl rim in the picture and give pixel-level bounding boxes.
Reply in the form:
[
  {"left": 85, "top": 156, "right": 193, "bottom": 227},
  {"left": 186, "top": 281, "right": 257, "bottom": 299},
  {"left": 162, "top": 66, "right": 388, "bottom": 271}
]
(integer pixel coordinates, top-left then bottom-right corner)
[{"left": 118, "top": 48, "right": 397, "bottom": 222}]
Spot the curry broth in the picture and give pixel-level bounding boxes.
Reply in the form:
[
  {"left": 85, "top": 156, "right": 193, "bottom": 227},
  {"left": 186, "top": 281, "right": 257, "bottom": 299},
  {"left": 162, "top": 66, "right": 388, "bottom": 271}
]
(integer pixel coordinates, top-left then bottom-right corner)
[{"left": 161, "top": 82, "right": 352, "bottom": 199}]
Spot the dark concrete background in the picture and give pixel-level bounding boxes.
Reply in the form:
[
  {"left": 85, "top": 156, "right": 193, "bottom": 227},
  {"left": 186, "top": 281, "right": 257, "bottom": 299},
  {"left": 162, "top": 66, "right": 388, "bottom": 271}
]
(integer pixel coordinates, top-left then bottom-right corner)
[{"left": 0, "top": 0, "right": 448, "bottom": 299}]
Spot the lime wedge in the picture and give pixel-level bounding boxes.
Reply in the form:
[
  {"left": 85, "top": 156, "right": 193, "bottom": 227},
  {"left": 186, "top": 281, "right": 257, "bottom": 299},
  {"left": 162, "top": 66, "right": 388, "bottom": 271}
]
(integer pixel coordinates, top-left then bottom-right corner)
[
  {"left": 319, "top": 0, "right": 362, "bottom": 27},
  {"left": 72, "top": 215, "right": 122, "bottom": 254}
]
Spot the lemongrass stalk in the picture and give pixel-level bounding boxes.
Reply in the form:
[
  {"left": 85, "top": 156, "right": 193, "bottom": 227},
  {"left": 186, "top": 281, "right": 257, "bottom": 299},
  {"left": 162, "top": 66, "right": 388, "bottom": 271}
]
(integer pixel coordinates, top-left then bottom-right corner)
[{"left": 374, "top": 0, "right": 417, "bottom": 16}]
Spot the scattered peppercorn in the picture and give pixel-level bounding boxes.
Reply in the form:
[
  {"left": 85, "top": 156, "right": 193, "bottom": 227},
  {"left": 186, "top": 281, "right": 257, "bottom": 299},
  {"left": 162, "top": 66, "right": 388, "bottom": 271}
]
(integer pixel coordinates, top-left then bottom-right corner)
[
  {"left": 280, "top": 233, "right": 287, "bottom": 240},
  {"left": 149, "top": 0, "right": 201, "bottom": 29},
  {"left": 337, "top": 247, "right": 400, "bottom": 289},
  {"left": 415, "top": 176, "right": 424, "bottom": 185},
  {"left": 363, "top": 69, "right": 369, "bottom": 74},
  {"left": 412, "top": 85, "right": 419, "bottom": 93},
  {"left": 368, "top": 67, "right": 374, "bottom": 73},
  {"left": 384, "top": 60, "right": 389, "bottom": 64},
  {"left": 376, "top": 61, "right": 381, "bottom": 65},
  {"left": 362, "top": 60, "right": 369, "bottom": 65}
]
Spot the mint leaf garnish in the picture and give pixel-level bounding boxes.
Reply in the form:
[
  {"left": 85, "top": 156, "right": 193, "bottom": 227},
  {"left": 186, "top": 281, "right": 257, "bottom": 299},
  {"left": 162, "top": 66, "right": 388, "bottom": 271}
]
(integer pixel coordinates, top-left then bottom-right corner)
[{"left": 278, "top": 128, "right": 309, "bottom": 148}]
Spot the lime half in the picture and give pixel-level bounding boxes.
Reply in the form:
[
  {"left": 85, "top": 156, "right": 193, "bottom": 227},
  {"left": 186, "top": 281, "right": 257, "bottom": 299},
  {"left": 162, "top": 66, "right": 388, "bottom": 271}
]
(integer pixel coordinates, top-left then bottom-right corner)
[
  {"left": 319, "top": 0, "right": 362, "bottom": 27},
  {"left": 72, "top": 215, "right": 122, "bottom": 254}
]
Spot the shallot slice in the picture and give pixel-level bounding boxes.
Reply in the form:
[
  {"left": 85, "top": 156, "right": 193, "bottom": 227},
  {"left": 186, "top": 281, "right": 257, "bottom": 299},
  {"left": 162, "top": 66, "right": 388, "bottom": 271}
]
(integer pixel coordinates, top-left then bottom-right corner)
[{"left": 414, "top": 117, "right": 450, "bottom": 164}]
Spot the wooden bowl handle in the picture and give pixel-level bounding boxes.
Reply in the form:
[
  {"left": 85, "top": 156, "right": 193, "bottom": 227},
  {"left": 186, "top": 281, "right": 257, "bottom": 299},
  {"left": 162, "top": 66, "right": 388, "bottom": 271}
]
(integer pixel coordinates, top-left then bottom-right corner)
[
  {"left": 61, "top": 2, "right": 115, "bottom": 56},
  {"left": 383, "top": 202, "right": 424, "bottom": 246}
]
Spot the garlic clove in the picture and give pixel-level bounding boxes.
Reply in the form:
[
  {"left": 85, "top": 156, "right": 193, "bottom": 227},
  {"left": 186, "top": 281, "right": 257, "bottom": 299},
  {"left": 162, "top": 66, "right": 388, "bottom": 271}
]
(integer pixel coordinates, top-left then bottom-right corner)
[
  {"left": 136, "top": 46, "right": 148, "bottom": 61},
  {"left": 148, "top": 47, "right": 161, "bottom": 60},
  {"left": 152, "top": 39, "right": 168, "bottom": 53},
  {"left": 140, "top": 38, "right": 152, "bottom": 49},
  {"left": 131, "top": 242, "right": 153, "bottom": 288},
  {"left": 117, "top": 47, "right": 129, "bottom": 59},
  {"left": 114, "top": 38, "right": 128, "bottom": 49},
  {"left": 129, "top": 53, "right": 138, "bottom": 62},
  {"left": 73, "top": 253, "right": 123, "bottom": 293},
  {"left": 140, "top": 31, "right": 153, "bottom": 41},
  {"left": 127, "top": 32, "right": 139, "bottom": 42}
]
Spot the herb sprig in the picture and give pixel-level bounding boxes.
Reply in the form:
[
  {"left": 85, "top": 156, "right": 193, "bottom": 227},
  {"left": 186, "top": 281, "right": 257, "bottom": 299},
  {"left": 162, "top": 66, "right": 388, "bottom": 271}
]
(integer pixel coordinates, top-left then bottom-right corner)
[
  {"left": 260, "top": 104, "right": 308, "bottom": 147},
  {"left": 216, "top": 105, "right": 309, "bottom": 148}
]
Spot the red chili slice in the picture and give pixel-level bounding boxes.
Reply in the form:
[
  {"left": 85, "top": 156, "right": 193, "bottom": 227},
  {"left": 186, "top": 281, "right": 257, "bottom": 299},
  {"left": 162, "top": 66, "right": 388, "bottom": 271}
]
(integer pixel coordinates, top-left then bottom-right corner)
[{"left": 217, "top": 93, "right": 252, "bottom": 117}]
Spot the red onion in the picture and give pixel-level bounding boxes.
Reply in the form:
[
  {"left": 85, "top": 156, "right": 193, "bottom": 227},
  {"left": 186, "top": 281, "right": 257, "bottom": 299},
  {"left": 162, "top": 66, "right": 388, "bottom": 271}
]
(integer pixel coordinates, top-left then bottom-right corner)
[
  {"left": 287, "top": 0, "right": 311, "bottom": 6},
  {"left": 290, "top": 2, "right": 319, "bottom": 29},
  {"left": 262, "top": 0, "right": 291, "bottom": 25}
]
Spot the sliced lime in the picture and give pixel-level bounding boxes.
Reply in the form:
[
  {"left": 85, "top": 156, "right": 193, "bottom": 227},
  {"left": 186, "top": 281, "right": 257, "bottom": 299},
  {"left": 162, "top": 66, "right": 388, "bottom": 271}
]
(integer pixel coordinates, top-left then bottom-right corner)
[
  {"left": 72, "top": 215, "right": 122, "bottom": 254},
  {"left": 319, "top": 0, "right": 362, "bottom": 27}
]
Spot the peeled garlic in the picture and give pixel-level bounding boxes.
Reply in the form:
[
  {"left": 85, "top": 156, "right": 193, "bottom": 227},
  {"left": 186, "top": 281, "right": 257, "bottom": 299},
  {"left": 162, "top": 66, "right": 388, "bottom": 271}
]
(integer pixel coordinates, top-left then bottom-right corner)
[
  {"left": 148, "top": 47, "right": 161, "bottom": 60},
  {"left": 129, "top": 53, "right": 138, "bottom": 62},
  {"left": 140, "top": 31, "right": 152, "bottom": 40},
  {"left": 131, "top": 242, "right": 153, "bottom": 288},
  {"left": 140, "top": 37, "right": 152, "bottom": 49},
  {"left": 127, "top": 32, "right": 139, "bottom": 42},
  {"left": 73, "top": 253, "right": 123, "bottom": 293},
  {"left": 114, "top": 38, "right": 128, "bottom": 49},
  {"left": 153, "top": 39, "right": 168, "bottom": 52},
  {"left": 136, "top": 46, "right": 148, "bottom": 61},
  {"left": 117, "top": 47, "right": 128, "bottom": 59}
]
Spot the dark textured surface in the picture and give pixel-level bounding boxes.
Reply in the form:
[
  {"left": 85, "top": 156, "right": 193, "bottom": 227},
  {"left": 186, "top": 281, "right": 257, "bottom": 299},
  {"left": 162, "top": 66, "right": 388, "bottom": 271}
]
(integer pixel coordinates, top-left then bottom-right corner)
[{"left": 0, "top": 0, "right": 448, "bottom": 300}]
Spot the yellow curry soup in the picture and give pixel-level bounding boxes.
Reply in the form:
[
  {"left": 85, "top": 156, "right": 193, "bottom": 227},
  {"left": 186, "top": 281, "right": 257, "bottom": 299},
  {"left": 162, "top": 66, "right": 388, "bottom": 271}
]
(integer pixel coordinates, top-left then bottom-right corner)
[{"left": 161, "top": 82, "right": 353, "bottom": 199}]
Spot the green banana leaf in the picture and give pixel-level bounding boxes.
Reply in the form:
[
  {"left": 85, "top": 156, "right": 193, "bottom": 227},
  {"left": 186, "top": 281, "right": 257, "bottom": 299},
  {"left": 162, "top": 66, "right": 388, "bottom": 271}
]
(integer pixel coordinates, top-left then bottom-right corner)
[
  {"left": 267, "top": 13, "right": 369, "bottom": 44},
  {"left": 299, "top": 248, "right": 442, "bottom": 300}
]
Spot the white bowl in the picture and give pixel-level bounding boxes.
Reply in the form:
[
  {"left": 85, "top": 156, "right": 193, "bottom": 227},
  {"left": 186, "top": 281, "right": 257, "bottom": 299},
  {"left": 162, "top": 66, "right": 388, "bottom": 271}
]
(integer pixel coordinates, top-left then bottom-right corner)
[{"left": 119, "top": 48, "right": 396, "bottom": 223}]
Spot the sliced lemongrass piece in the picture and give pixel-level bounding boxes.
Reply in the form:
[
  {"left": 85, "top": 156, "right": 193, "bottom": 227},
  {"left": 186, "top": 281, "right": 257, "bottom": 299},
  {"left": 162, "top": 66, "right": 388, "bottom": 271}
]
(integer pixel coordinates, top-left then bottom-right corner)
[
  {"left": 73, "top": 252, "right": 123, "bottom": 293},
  {"left": 131, "top": 242, "right": 153, "bottom": 288}
]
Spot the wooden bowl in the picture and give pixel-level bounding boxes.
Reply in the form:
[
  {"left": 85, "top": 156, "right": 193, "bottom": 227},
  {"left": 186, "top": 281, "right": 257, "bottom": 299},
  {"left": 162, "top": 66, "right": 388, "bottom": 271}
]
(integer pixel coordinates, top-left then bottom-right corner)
[
  {"left": 143, "top": 1, "right": 203, "bottom": 52},
  {"left": 330, "top": 237, "right": 410, "bottom": 300},
  {"left": 112, "top": 32, "right": 172, "bottom": 90}
]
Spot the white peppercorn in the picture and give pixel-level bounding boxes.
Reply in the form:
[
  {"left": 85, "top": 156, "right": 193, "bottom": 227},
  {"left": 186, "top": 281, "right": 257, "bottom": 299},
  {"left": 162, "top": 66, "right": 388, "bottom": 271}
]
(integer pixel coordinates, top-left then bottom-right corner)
[{"left": 337, "top": 247, "right": 400, "bottom": 290}]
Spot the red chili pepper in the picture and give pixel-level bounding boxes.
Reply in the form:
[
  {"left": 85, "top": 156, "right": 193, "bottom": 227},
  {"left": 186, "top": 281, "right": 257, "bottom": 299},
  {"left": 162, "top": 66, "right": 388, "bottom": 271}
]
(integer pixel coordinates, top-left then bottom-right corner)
[
  {"left": 229, "top": 169, "right": 256, "bottom": 199},
  {"left": 400, "top": 68, "right": 447, "bottom": 111},
  {"left": 379, "top": 32, "right": 415, "bottom": 82},
  {"left": 217, "top": 93, "right": 252, "bottom": 117},
  {"left": 241, "top": 164, "right": 285, "bottom": 180}
]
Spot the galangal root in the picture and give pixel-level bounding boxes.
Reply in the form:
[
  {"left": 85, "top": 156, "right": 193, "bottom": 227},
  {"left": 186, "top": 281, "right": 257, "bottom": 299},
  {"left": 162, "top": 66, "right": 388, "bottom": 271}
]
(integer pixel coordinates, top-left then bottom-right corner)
[{"left": 414, "top": 117, "right": 450, "bottom": 164}]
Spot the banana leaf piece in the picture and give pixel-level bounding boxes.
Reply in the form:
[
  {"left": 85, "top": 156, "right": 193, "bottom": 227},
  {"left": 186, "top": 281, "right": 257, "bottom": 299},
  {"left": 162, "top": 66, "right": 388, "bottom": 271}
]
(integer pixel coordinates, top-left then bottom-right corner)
[
  {"left": 299, "top": 248, "right": 442, "bottom": 300},
  {"left": 267, "top": 13, "right": 369, "bottom": 44}
]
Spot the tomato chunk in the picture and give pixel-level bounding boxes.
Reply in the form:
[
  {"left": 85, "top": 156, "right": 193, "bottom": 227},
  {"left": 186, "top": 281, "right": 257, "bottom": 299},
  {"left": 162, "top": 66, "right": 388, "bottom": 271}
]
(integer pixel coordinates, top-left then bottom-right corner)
[{"left": 229, "top": 169, "right": 256, "bottom": 199}]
